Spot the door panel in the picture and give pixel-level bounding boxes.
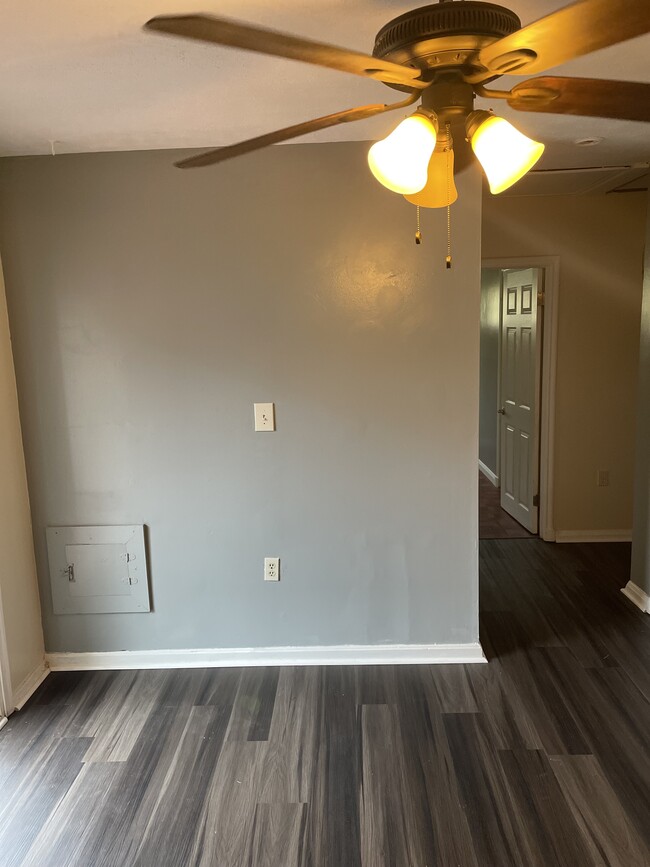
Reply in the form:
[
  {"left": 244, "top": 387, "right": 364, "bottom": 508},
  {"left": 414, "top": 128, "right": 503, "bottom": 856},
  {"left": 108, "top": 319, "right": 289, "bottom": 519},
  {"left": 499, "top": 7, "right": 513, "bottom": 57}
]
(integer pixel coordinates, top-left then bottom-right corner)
[
  {"left": 504, "top": 327, "right": 516, "bottom": 402},
  {"left": 499, "top": 268, "right": 543, "bottom": 533},
  {"left": 518, "top": 431, "right": 531, "bottom": 506},
  {"left": 503, "top": 425, "right": 516, "bottom": 499},
  {"left": 518, "top": 327, "right": 532, "bottom": 404}
]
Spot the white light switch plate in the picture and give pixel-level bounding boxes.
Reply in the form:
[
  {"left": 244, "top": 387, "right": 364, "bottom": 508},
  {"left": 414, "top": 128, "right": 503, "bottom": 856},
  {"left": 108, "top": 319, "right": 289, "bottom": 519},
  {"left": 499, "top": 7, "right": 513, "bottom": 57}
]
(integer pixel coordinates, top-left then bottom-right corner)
[{"left": 254, "top": 403, "right": 275, "bottom": 431}]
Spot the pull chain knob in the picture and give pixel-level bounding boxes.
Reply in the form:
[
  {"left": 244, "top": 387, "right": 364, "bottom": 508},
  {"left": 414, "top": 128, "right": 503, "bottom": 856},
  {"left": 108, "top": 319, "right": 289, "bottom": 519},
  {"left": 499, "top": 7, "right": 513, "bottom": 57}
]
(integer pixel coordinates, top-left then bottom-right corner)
[{"left": 445, "top": 123, "right": 452, "bottom": 269}]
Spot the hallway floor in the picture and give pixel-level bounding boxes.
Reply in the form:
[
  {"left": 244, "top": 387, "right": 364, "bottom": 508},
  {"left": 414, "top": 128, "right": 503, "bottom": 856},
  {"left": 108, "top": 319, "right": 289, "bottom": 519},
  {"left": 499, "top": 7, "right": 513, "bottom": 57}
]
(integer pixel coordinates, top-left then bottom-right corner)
[
  {"left": 479, "top": 470, "right": 535, "bottom": 539},
  {"left": 0, "top": 540, "right": 648, "bottom": 866}
]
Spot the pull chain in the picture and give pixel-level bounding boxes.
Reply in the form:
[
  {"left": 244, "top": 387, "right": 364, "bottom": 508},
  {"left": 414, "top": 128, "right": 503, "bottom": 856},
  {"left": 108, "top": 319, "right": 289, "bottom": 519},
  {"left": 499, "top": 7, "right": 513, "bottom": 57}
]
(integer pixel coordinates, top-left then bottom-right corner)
[
  {"left": 445, "top": 203, "right": 451, "bottom": 269},
  {"left": 445, "top": 123, "right": 452, "bottom": 269},
  {"left": 415, "top": 205, "right": 422, "bottom": 245}
]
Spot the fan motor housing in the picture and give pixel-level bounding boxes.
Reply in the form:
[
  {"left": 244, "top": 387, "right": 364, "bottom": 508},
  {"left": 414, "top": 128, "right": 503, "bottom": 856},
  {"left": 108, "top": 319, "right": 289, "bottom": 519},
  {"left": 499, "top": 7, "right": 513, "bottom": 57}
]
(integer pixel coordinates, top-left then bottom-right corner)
[{"left": 373, "top": 1, "right": 521, "bottom": 84}]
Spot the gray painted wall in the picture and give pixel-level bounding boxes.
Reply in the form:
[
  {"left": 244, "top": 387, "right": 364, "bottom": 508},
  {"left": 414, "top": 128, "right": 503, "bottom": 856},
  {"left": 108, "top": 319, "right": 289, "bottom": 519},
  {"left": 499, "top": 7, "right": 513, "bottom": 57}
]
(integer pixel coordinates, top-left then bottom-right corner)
[
  {"left": 631, "top": 192, "right": 650, "bottom": 596},
  {"left": 0, "top": 143, "right": 481, "bottom": 653},
  {"left": 479, "top": 269, "right": 500, "bottom": 475}
]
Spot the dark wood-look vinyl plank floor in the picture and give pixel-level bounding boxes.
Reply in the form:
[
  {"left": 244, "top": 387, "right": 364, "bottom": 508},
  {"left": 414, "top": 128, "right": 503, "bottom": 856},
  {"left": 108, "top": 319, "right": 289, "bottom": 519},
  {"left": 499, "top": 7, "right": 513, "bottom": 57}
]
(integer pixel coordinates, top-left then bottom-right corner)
[
  {"left": 1, "top": 538, "right": 649, "bottom": 866},
  {"left": 479, "top": 471, "right": 535, "bottom": 539}
]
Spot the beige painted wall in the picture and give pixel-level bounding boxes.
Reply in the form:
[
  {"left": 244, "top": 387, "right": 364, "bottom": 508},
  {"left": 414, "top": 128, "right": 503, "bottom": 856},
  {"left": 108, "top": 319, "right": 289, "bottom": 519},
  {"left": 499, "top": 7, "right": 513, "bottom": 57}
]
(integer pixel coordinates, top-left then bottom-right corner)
[
  {"left": 483, "top": 192, "right": 648, "bottom": 536},
  {"left": 0, "top": 256, "right": 44, "bottom": 699}
]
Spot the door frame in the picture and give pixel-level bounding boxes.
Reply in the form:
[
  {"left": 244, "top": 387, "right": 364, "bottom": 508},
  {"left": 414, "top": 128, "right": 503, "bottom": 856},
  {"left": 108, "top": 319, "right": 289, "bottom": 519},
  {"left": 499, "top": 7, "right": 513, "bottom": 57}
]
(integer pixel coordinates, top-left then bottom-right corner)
[
  {"left": 0, "top": 582, "right": 14, "bottom": 724},
  {"left": 482, "top": 255, "right": 559, "bottom": 542}
]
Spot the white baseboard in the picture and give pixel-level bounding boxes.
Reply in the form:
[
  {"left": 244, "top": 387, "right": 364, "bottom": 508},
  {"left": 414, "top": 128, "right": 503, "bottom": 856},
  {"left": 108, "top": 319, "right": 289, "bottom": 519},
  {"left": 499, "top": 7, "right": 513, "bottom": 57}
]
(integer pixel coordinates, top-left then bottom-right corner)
[
  {"left": 478, "top": 460, "right": 499, "bottom": 487},
  {"left": 555, "top": 529, "right": 632, "bottom": 543},
  {"left": 47, "top": 642, "right": 486, "bottom": 671},
  {"left": 0, "top": 716, "right": 8, "bottom": 731},
  {"left": 12, "top": 661, "right": 49, "bottom": 711},
  {"left": 621, "top": 581, "right": 650, "bottom": 614}
]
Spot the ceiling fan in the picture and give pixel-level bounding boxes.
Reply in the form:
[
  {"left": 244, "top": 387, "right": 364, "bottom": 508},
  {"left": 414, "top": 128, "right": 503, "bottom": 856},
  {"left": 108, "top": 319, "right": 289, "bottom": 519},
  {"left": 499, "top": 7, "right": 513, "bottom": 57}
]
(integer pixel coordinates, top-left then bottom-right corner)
[{"left": 144, "top": 0, "right": 650, "bottom": 207}]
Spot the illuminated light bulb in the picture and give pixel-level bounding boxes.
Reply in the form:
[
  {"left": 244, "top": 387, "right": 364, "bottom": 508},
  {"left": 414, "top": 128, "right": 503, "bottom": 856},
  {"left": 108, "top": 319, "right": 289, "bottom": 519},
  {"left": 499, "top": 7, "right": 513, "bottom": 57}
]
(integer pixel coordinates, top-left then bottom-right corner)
[
  {"left": 466, "top": 110, "right": 545, "bottom": 195},
  {"left": 368, "top": 111, "right": 438, "bottom": 195},
  {"left": 405, "top": 145, "right": 458, "bottom": 208}
]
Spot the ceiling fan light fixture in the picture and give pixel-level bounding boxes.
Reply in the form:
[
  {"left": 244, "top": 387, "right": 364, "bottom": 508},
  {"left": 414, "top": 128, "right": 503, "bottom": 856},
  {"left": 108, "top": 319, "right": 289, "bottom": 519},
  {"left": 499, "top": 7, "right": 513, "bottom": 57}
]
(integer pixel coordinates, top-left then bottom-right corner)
[
  {"left": 368, "top": 110, "right": 438, "bottom": 195},
  {"left": 405, "top": 143, "right": 458, "bottom": 209},
  {"left": 466, "top": 110, "right": 545, "bottom": 195}
]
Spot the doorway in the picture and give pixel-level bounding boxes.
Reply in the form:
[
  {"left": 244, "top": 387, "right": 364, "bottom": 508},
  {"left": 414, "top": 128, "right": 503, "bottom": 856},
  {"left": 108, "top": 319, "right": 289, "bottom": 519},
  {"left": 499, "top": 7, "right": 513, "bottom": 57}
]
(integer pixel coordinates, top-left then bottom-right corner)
[{"left": 479, "top": 257, "right": 559, "bottom": 542}]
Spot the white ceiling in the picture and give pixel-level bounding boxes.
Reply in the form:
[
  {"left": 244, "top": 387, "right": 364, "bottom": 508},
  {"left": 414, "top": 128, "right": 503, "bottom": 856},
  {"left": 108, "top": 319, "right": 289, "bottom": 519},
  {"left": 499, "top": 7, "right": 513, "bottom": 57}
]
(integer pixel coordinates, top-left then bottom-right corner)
[{"left": 2, "top": 0, "right": 649, "bottom": 169}]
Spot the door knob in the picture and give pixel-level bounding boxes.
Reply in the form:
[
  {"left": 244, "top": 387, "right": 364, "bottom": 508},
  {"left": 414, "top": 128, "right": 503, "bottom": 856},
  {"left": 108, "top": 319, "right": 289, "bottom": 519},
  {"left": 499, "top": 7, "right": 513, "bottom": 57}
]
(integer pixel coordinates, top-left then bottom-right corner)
[{"left": 498, "top": 407, "right": 506, "bottom": 415}]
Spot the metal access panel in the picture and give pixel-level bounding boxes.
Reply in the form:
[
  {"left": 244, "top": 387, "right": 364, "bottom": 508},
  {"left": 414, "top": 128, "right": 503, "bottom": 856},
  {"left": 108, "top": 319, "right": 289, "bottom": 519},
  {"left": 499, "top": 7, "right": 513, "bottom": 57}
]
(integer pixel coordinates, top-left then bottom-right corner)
[{"left": 46, "top": 525, "right": 150, "bottom": 615}]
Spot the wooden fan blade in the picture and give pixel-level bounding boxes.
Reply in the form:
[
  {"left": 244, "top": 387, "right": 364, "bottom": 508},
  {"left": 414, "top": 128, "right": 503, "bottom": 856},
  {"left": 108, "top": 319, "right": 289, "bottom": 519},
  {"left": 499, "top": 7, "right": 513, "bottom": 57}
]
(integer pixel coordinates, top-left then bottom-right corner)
[
  {"left": 508, "top": 77, "right": 650, "bottom": 122},
  {"left": 473, "top": 0, "right": 650, "bottom": 78},
  {"left": 175, "top": 93, "right": 420, "bottom": 169},
  {"left": 145, "top": 14, "right": 427, "bottom": 89}
]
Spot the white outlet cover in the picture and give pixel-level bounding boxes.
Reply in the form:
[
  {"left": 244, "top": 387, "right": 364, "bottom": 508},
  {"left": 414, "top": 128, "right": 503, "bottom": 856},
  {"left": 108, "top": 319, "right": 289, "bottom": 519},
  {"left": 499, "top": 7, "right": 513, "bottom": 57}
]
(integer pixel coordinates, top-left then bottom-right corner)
[
  {"left": 264, "top": 557, "right": 280, "bottom": 581},
  {"left": 254, "top": 403, "right": 275, "bottom": 432}
]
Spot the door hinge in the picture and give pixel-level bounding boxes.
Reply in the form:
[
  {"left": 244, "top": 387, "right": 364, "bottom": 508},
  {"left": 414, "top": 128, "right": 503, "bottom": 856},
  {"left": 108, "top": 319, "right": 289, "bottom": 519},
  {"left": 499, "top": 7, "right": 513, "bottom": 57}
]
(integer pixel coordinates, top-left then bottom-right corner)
[
  {"left": 537, "top": 290, "right": 545, "bottom": 306},
  {"left": 533, "top": 493, "right": 540, "bottom": 507}
]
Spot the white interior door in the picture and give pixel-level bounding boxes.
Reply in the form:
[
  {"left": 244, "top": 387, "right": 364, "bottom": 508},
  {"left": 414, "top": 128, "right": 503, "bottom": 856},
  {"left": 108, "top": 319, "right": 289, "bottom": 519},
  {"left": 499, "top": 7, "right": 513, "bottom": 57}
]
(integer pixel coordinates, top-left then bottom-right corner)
[{"left": 499, "top": 268, "right": 543, "bottom": 533}]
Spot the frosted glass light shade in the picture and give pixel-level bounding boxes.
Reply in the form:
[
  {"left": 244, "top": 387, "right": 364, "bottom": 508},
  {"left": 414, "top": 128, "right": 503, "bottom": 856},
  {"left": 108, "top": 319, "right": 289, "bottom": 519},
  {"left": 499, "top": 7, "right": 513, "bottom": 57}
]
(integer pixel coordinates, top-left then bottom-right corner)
[
  {"left": 467, "top": 111, "right": 544, "bottom": 195},
  {"left": 405, "top": 146, "right": 458, "bottom": 208},
  {"left": 368, "top": 113, "right": 438, "bottom": 195}
]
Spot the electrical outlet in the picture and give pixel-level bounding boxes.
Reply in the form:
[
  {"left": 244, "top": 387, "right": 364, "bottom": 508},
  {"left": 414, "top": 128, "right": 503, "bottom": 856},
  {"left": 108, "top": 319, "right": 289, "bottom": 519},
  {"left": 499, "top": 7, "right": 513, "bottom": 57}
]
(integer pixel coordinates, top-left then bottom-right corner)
[
  {"left": 597, "top": 469, "right": 610, "bottom": 487},
  {"left": 264, "top": 557, "right": 280, "bottom": 582}
]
